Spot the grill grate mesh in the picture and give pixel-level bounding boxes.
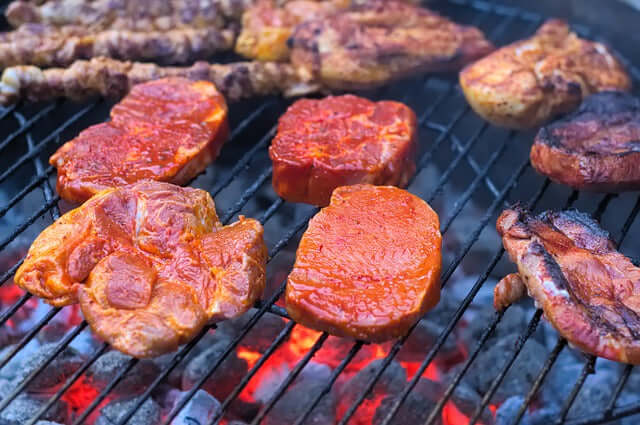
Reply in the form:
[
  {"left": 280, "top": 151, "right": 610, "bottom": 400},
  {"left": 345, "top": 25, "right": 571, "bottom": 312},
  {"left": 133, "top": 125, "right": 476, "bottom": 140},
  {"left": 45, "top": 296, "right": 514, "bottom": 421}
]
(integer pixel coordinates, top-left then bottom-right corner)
[{"left": 0, "top": 1, "right": 639, "bottom": 424}]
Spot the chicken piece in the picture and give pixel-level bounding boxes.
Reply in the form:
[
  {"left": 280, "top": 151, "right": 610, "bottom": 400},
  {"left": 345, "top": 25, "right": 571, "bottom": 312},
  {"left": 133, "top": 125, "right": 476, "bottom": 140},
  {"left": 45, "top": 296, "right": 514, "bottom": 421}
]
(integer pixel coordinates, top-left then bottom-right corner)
[
  {"left": 235, "top": 0, "right": 347, "bottom": 62},
  {"left": 289, "top": 0, "right": 494, "bottom": 90},
  {"left": 286, "top": 184, "right": 441, "bottom": 342},
  {"left": 5, "top": 0, "right": 252, "bottom": 30},
  {"left": 497, "top": 206, "right": 640, "bottom": 364},
  {"left": 0, "top": 57, "right": 318, "bottom": 105},
  {"left": 0, "top": 23, "right": 236, "bottom": 67},
  {"left": 15, "top": 181, "right": 267, "bottom": 358},
  {"left": 460, "top": 20, "right": 631, "bottom": 130},
  {"left": 531, "top": 91, "right": 640, "bottom": 192},
  {"left": 269, "top": 95, "right": 417, "bottom": 206},
  {"left": 50, "top": 78, "right": 229, "bottom": 203}
]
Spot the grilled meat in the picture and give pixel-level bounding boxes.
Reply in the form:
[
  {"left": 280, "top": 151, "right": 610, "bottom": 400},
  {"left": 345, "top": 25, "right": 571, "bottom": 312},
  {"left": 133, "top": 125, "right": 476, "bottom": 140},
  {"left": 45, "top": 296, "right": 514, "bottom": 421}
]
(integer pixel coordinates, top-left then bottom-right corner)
[
  {"left": 531, "top": 91, "right": 640, "bottom": 192},
  {"left": 0, "top": 23, "right": 236, "bottom": 67},
  {"left": 460, "top": 20, "right": 631, "bottom": 129},
  {"left": 50, "top": 78, "right": 229, "bottom": 203},
  {"left": 236, "top": 0, "right": 347, "bottom": 62},
  {"left": 289, "top": 0, "right": 494, "bottom": 90},
  {"left": 0, "top": 57, "right": 318, "bottom": 105},
  {"left": 15, "top": 180, "right": 267, "bottom": 358},
  {"left": 496, "top": 206, "right": 640, "bottom": 364},
  {"left": 6, "top": 0, "right": 252, "bottom": 30},
  {"left": 286, "top": 184, "right": 441, "bottom": 342},
  {"left": 269, "top": 95, "right": 417, "bottom": 206},
  {"left": 494, "top": 273, "right": 527, "bottom": 311}
]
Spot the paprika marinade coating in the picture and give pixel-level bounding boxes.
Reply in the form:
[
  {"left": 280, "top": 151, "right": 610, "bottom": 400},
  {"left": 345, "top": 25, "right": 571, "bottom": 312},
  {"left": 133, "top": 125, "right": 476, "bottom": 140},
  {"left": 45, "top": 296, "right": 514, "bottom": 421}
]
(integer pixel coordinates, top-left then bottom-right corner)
[
  {"left": 50, "top": 77, "right": 229, "bottom": 203},
  {"left": 285, "top": 184, "right": 442, "bottom": 342},
  {"left": 269, "top": 95, "right": 417, "bottom": 206}
]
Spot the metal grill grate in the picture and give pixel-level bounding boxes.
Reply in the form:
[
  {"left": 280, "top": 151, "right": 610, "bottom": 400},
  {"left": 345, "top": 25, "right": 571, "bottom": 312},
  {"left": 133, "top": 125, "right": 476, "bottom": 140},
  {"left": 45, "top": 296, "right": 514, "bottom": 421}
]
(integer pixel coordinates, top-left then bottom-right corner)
[{"left": 0, "top": 1, "right": 640, "bottom": 424}]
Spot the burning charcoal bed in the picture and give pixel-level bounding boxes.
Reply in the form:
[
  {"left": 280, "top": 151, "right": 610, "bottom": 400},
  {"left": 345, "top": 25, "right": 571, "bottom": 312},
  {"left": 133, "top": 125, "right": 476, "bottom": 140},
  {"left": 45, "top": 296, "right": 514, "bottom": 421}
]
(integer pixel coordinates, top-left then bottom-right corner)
[{"left": 1, "top": 0, "right": 640, "bottom": 424}]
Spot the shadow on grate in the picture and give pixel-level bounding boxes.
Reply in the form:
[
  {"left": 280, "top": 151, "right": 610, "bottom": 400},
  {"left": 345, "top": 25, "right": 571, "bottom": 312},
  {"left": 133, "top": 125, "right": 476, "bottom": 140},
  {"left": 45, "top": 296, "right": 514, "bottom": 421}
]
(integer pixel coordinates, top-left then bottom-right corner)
[{"left": 0, "top": 1, "right": 639, "bottom": 425}]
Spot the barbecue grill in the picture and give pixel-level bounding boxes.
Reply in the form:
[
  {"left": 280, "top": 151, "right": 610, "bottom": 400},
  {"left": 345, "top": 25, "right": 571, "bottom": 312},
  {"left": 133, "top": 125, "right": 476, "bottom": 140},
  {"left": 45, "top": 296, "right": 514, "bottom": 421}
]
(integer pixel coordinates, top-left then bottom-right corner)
[{"left": 1, "top": 0, "right": 640, "bottom": 424}]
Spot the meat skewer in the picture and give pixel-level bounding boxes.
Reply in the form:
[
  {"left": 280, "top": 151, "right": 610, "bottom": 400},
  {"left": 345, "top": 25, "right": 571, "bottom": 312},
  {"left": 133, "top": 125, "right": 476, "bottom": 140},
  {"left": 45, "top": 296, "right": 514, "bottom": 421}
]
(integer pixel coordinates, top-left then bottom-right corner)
[
  {"left": 0, "top": 57, "right": 319, "bottom": 104},
  {"left": 0, "top": 24, "right": 236, "bottom": 68},
  {"left": 6, "top": 0, "right": 253, "bottom": 30}
]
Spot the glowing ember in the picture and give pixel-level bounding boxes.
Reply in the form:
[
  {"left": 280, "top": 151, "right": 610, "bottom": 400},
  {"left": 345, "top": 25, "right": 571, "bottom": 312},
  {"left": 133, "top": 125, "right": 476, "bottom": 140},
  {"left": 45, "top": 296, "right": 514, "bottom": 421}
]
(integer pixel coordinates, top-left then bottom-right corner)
[
  {"left": 288, "top": 326, "right": 322, "bottom": 358},
  {"left": 443, "top": 401, "right": 487, "bottom": 425},
  {"left": 237, "top": 347, "right": 262, "bottom": 369},
  {"left": 61, "top": 376, "right": 101, "bottom": 410},
  {"left": 399, "top": 361, "right": 440, "bottom": 381}
]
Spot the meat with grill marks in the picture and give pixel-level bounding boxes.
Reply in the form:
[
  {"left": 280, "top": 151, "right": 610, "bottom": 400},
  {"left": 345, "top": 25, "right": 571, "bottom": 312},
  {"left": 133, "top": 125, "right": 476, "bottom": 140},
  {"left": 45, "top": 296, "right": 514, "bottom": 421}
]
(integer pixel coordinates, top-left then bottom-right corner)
[
  {"left": 0, "top": 57, "right": 318, "bottom": 105},
  {"left": 15, "top": 181, "right": 267, "bottom": 358},
  {"left": 495, "top": 206, "right": 640, "bottom": 364},
  {"left": 50, "top": 77, "right": 229, "bottom": 203},
  {"left": 0, "top": 23, "right": 236, "bottom": 68},
  {"left": 531, "top": 91, "right": 640, "bottom": 192},
  {"left": 460, "top": 20, "right": 631, "bottom": 129},
  {"left": 5, "top": 0, "right": 252, "bottom": 30},
  {"left": 289, "top": 0, "right": 494, "bottom": 90}
]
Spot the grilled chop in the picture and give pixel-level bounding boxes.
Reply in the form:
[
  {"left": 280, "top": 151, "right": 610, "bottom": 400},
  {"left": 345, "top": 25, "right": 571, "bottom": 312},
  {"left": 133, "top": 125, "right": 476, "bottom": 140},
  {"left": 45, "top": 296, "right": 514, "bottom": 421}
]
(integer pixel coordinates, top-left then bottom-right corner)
[
  {"left": 15, "top": 181, "right": 267, "bottom": 358},
  {"left": 286, "top": 185, "right": 441, "bottom": 342},
  {"left": 269, "top": 95, "right": 417, "bottom": 206},
  {"left": 289, "top": 0, "right": 494, "bottom": 90},
  {"left": 460, "top": 19, "right": 631, "bottom": 129},
  {"left": 50, "top": 78, "right": 228, "bottom": 203},
  {"left": 496, "top": 206, "right": 640, "bottom": 364},
  {"left": 531, "top": 91, "right": 640, "bottom": 192}
]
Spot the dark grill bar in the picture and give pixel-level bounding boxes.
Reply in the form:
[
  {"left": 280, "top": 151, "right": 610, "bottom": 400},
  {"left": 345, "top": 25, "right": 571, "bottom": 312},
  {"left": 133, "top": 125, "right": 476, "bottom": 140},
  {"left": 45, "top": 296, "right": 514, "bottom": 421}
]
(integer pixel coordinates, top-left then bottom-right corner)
[{"left": 0, "top": 0, "right": 640, "bottom": 424}]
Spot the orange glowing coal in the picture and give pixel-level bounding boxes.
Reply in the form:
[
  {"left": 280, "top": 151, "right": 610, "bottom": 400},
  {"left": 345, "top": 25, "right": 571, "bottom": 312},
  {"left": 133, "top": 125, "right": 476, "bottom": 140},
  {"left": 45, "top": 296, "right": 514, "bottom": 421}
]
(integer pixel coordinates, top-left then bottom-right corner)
[{"left": 61, "top": 376, "right": 102, "bottom": 410}]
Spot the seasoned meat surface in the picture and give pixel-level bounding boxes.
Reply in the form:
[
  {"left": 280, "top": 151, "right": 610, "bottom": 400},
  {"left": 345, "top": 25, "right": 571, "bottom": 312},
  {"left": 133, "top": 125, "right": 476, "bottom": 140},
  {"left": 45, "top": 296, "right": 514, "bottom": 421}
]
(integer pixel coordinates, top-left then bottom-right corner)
[
  {"left": 236, "top": 0, "right": 346, "bottom": 61},
  {"left": 497, "top": 206, "right": 640, "bottom": 364},
  {"left": 269, "top": 95, "right": 417, "bottom": 206},
  {"left": 531, "top": 91, "right": 640, "bottom": 191},
  {"left": 50, "top": 78, "right": 229, "bottom": 203},
  {"left": 286, "top": 185, "right": 441, "bottom": 342},
  {"left": 0, "top": 23, "right": 236, "bottom": 67},
  {"left": 5, "top": 0, "right": 251, "bottom": 30},
  {"left": 460, "top": 20, "right": 631, "bottom": 129},
  {"left": 0, "top": 57, "right": 317, "bottom": 105},
  {"left": 15, "top": 181, "right": 267, "bottom": 358},
  {"left": 290, "top": 0, "right": 494, "bottom": 90}
]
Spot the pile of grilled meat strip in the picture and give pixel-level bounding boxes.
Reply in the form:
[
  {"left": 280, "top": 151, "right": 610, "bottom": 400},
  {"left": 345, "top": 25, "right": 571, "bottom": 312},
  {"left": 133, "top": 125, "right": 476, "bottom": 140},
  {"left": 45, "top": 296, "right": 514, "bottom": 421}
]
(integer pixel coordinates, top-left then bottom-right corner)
[{"left": 5, "top": 0, "right": 640, "bottom": 367}]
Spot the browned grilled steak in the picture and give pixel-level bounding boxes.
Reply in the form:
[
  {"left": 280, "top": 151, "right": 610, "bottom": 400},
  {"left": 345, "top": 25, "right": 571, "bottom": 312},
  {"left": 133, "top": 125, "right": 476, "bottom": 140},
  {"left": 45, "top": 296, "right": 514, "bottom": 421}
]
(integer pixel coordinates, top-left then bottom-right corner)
[
  {"left": 496, "top": 205, "right": 640, "bottom": 364},
  {"left": 531, "top": 91, "right": 640, "bottom": 192}
]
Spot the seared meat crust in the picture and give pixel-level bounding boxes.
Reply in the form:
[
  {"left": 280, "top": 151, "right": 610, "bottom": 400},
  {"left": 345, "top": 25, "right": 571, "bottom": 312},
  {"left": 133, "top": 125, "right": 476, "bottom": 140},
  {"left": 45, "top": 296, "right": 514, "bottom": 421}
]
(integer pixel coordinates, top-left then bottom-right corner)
[
  {"left": 290, "top": 0, "right": 494, "bottom": 90},
  {"left": 0, "top": 23, "right": 236, "bottom": 67},
  {"left": 15, "top": 181, "right": 267, "bottom": 358},
  {"left": 269, "top": 95, "right": 417, "bottom": 206},
  {"left": 531, "top": 91, "right": 640, "bottom": 192},
  {"left": 286, "top": 184, "right": 441, "bottom": 342},
  {"left": 0, "top": 57, "right": 317, "bottom": 105},
  {"left": 50, "top": 78, "right": 229, "bottom": 203},
  {"left": 497, "top": 206, "right": 640, "bottom": 364},
  {"left": 460, "top": 20, "right": 631, "bottom": 129},
  {"left": 6, "top": 0, "right": 251, "bottom": 30}
]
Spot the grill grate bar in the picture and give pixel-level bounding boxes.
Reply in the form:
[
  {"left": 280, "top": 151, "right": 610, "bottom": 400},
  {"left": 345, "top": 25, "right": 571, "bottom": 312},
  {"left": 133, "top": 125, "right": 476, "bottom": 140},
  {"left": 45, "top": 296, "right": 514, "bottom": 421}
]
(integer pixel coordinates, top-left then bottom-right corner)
[
  {"left": 0, "top": 165, "right": 54, "bottom": 220},
  {"left": 257, "top": 197, "right": 285, "bottom": 224},
  {"left": 0, "top": 307, "right": 61, "bottom": 371},
  {"left": 604, "top": 364, "right": 634, "bottom": 417},
  {"left": 250, "top": 332, "right": 330, "bottom": 425},
  {"left": 513, "top": 337, "right": 568, "bottom": 425},
  {"left": 0, "top": 292, "right": 31, "bottom": 325},
  {"left": 0, "top": 102, "right": 98, "bottom": 185},
  {"left": 0, "top": 103, "right": 56, "bottom": 154},
  {"left": 557, "top": 356, "right": 598, "bottom": 423},
  {"left": 205, "top": 321, "right": 297, "bottom": 425},
  {"left": 24, "top": 342, "right": 110, "bottom": 425},
  {"left": 0, "top": 320, "right": 87, "bottom": 414},
  {"left": 0, "top": 194, "right": 60, "bottom": 252},
  {"left": 220, "top": 166, "right": 273, "bottom": 224},
  {"left": 291, "top": 342, "right": 365, "bottom": 425},
  {"left": 468, "top": 310, "right": 544, "bottom": 425}
]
